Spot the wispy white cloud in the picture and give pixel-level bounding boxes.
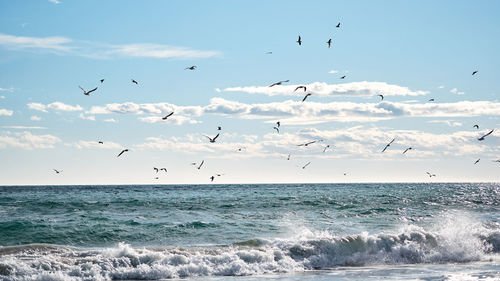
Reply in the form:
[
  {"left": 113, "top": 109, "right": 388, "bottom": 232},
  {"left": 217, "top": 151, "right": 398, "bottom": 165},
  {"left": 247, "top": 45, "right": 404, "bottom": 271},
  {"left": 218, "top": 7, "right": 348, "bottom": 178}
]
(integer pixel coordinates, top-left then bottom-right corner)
[
  {"left": 69, "top": 140, "right": 123, "bottom": 150},
  {"left": 450, "top": 88, "right": 465, "bottom": 95},
  {"left": 0, "top": 96, "right": 5, "bottom": 99},
  {"left": 0, "top": 33, "right": 220, "bottom": 59},
  {"left": 103, "top": 118, "right": 117, "bottom": 123},
  {"left": 79, "top": 113, "right": 95, "bottom": 121},
  {"left": 48, "top": 0, "right": 61, "bottom": 4},
  {"left": 438, "top": 85, "right": 445, "bottom": 89},
  {"left": 30, "top": 115, "right": 41, "bottom": 121},
  {"left": 428, "top": 120, "right": 463, "bottom": 127},
  {"left": 0, "top": 131, "right": 60, "bottom": 149},
  {"left": 0, "top": 87, "right": 14, "bottom": 92},
  {"left": 328, "top": 70, "right": 339, "bottom": 74},
  {"left": 138, "top": 115, "right": 200, "bottom": 125},
  {"left": 28, "top": 102, "right": 83, "bottom": 112},
  {"left": 0, "top": 109, "right": 13, "bottom": 116},
  {"left": 2, "top": 126, "right": 46, "bottom": 130},
  {"left": 223, "top": 81, "right": 429, "bottom": 98}
]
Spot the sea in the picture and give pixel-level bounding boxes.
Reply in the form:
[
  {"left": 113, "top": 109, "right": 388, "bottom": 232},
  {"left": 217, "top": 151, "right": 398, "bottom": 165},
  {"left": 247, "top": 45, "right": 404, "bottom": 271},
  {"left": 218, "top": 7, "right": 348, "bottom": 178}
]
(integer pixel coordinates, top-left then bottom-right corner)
[{"left": 0, "top": 183, "right": 498, "bottom": 281}]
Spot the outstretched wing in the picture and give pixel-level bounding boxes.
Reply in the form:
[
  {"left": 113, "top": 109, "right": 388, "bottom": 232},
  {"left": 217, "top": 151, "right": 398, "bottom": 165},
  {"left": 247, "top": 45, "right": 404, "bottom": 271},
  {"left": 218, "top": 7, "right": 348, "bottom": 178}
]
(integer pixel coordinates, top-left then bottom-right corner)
[
  {"left": 88, "top": 87, "right": 98, "bottom": 94},
  {"left": 213, "top": 133, "right": 220, "bottom": 141}
]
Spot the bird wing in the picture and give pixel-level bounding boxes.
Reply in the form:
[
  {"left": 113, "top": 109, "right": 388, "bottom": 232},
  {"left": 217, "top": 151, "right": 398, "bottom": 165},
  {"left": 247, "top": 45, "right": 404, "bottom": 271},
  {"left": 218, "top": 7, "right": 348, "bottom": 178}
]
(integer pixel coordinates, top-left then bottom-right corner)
[
  {"left": 269, "top": 82, "right": 278, "bottom": 87},
  {"left": 88, "top": 87, "right": 98, "bottom": 94},
  {"left": 203, "top": 135, "right": 212, "bottom": 140},
  {"left": 79, "top": 86, "right": 85, "bottom": 92},
  {"left": 302, "top": 94, "right": 310, "bottom": 102},
  {"left": 198, "top": 160, "right": 204, "bottom": 169},
  {"left": 388, "top": 138, "right": 395, "bottom": 145},
  {"left": 117, "top": 150, "right": 126, "bottom": 157},
  {"left": 379, "top": 94, "right": 384, "bottom": 100},
  {"left": 483, "top": 130, "right": 494, "bottom": 137},
  {"left": 381, "top": 145, "right": 389, "bottom": 153},
  {"left": 213, "top": 133, "right": 220, "bottom": 141},
  {"left": 473, "top": 125, "right": 479, "bottom": 129}
]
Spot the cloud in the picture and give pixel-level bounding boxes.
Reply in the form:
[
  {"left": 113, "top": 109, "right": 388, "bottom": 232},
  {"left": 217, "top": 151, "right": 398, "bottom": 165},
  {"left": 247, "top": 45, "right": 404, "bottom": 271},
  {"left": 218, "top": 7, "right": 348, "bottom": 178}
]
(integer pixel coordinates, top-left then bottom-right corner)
[
  {"left": 28, "top": 102, "right": 83, "bottom": 112},
  {"left": 328, "top": 70, "right": 339, "bottom": 74},
  {"left": 450, "top": 88, "right": 465, "bottom": 95},
  {"left": 428, "top": 120, "right": 463, "bottom": 127},
  {"left": 69, "top": 140, "right": 123, "bottom": 150},
  {"left": 438, "top": 85, "right": 445, "bottom": 89},
  {"left": 0, "top": 96, "right": 4, "bottom": 99},
  {"left": 104, "top": 118, "right": 117, "bottom": 123},
  {"left": 0, "top": 87, "right": 14, "bottom": 92},
  {"left": 48, "top": 0, "right": 61, "bottom": 4},
  {"left": 138, "top": 115, "right": 199, "bottom": 125},
  {"left": 0, "top": 109, "right": 13, "bottom": 116},
  {"left": 79, "top": 113, "right": 95, "bottom": 121},
  {"left": 2, "top": 126, "right": 46, "bottom": 129},
  {"left": 30, "top": 115, "right": 41, "bottom": 121},
  {"left": 0, "top": 131, "right": 61, "bottom": 149},
  {"left": 223, "top": 81, "right": 429, "bottom": 98},
  {"left": 0, "top": 33, "right": 220, "bottom": 59}
]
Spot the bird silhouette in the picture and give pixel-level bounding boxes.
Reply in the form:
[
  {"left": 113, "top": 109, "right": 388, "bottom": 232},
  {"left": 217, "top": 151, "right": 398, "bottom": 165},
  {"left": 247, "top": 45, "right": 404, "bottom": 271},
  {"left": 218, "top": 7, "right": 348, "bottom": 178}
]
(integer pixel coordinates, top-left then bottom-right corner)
[
  {"left": 382, "top": 138, "right": 395, "bottom": 153},
  {"left": 472, "top": 71, "right": 478, "bottom": 75},
  {"left": 340, "top": 76, "right": 346, "bottom": 79},
  {"left": 302, "top": 162, "right": 311, "bottom": 169},
  {"left": 162, "top": 112, "right": 174, "bottom": 120},
  {"left": 53, "top": 169, "right": 62, "bottom": 174},
  {"left": 265, "top": 51, "right": 272, "bottom": 54},
  {"left": 298, "top": 140, "right": 321, "bottom": 147},
  {"left": 117, "top": 149, "right": 129, "bottom": 157},
  {"left": 79, "top": 86, "right": 97, "bottom": 96},
  {"left": 131, "top": 79, "right": 138, "bottom": 85},
  {"left": 323, "top": 145, "right": 331, "bottom": 153},
  {"left": 185, "top": 66, "right": 197, "bottom": 70},
  {"left": 297, "top": 35, "right": 302, "bottom": 45},
  {"left": 402, "top": 147, "right": 412, "bottom": 154},
  {"left": 428, "top": 98, "right": 435, "bottom": 102},
  {"left": 474, "top": 159, "right": 480, "bottom": 164},
  {"left": 478, "top": 129, "right": 494, "bottom": 141},
  {"left": 100, "top": 79, "right": 104, "bottom": 83},
  {"left": 294, "top": 86, "right": 307, "bottom": 92},
  {"left": 276, "top": 121, "right": 280, "bottom": 127},
  {"left": 210, "top": 176, "right": 215, "bottom": 182},
  {"left": 160, "top": 168, "right": 167, "bottom": 173},
  {"left": 378, "top": 94, "right": 384, "bottom": 100},
  {"left": 473, "top": 125, "right": 479, "bottom": 129},
  {"left": 336, "top": 22, "right": 341, "bottom": 28},
  {"left": 273, "top": 126, "right": 279, "bottom": 133},
  {"left": 197, "top": 160, "right": 204, "bottom": 170},
  {"left": 204, "top": 133, "right": 219, "bottom": 143},
  {"left": 327, "top": 39, "right": 332, "bottom": 48},
  {"left": 269, "top": 80, "right": 289, "bottom": 87},
  {"left": 153, "top": 167, "right": 159, "bottom": 173},
  {"left": 98, "top": 141, "right": 103, "bottom": 144},
  {"left": 426, "top": 172, "right": 436, "bottom": 177},
  {"left": 287, "top": 154, "right": 290, "bottom": 160},
  {"left": 218, "top": 126, "right": 222, "bottom": 130},
  {"left": 302, "top": 93, "right": 312, "bottom": 102}
]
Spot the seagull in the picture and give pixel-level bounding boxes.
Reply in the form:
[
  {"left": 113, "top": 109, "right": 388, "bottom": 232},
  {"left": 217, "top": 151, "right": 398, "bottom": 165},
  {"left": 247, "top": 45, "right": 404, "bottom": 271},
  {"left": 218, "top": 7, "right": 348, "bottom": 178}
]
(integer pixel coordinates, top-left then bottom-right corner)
[
  {"left": 160, "top": 168, "right": 167, "bottom": 173},
  {"left": 100, "top": 79, "right": 105, "bottom": 83},
  {"left": 154, "top": 177, "right": 159, "bottom": 180},
  {"left": 218, "top": 126, "right": 222, "bottom": 130},
  {"left": 428, "top": 98, "right": 435, "bottom": 102},
  {"left": 117, "top": 149, "right": 129, "bottom": 157},
  {"left": 340, "top": 75, "right": 346, "bottom": 79},
  {"left": 472, "top": 70, "right": 478, "bottom": 75},
  {"left": 426, "top": 172, "right": 436, "bottom": 177},
  {"left": 269, "top": 80, "right": 290, "bottom": 87},
  {"left": 215, "top": 173, "right": 224, "bottom": 177},
  {"left": 98, "top": 141, "right": 104, "bottom": 144},
  {"left": 237, "top": 147, "right": 246, "bottom": 152},
  {"left": 381, "top": 138, "right": 395, "bottom": 153},
  {"left": 273, "top": 126, "right": 279, "bottom": 133},
  {"left": 210, "top": 176, "right": 215, "bottom": 182},
  {"left": 473, "top": 125, "right": 479, "bottom": 129},
  {"left": 287, "top": 154, "right": 290, "bottom": 160},
  {"left": 402, "top": 147, "right": 412, "bottom": 154},
  {"left": 153, "top": 167, "right": 159, "bottom": 173},
  {"left": 478, "top": 129, "right": 494, "bottom": 141},
  {"left": 492, "top": 159, "right": 500, "bottom": 163},
  {"left": 378, "top": 94, "right": 384, "bottom": 100},
  {"left": 162, "top": 112, "right": 174, "bottom": 120},
  {"left": 190, "top": 162, "right": 197, "bottom": 166},
  {"left": 302, "top": 162, "right": 311, "bottom": 169},
  {"left": 204, "top": 133, "right": 219, "bottom": 143},
  {"left": 79, "top": 86, "right": 97, "bottom": 96},
  {"left": 297, "top": 35, "right": 302, "bottom": 45},
  {"left": 323, "top": 145, "right": 331, "bottom": 153},
  {"left": 327, "top": 39, "right": 332, "bottom": 48},
  {"left": 302, "top": 93, "right": 312, "bottom": 102},
  {"left": 197, "top": 160, "right": 204, "bottom": 170},
  {"left": 336, "top": 22, "right": 341, "bottom": 28},
  {"left": 131, "top": 79, "right": 138, "bottom": 85},
  {"left": 265, "top": 51, "right": 272, "bottom": 54},
  {"left": 298, "top": 140, "right": 321, "bottom": 147},
  {"left": 294, "top": 86, "right": 307, "bottom": 92},
  {"left": 474, "top": 159, "right": 480, "bottom": 164},
  {"left": 343, "top": 172, "right": 347, "bottom": 176},
  {"left": 276, "top": 121, "right": 280, "bottom": 127},
  {"left": 53, "top": 169, "right": 62, "bottom": 174},
  {"left": 185, "top": 66, "right": 197, "bottom": 70}
]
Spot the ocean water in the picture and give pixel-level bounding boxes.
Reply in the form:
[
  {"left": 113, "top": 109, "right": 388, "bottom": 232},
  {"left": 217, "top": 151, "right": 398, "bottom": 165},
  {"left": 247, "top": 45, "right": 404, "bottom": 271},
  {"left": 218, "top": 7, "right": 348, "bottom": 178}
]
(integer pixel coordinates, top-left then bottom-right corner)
[{"left": 0, "top": 183, "right": 498, "bottom": 280}]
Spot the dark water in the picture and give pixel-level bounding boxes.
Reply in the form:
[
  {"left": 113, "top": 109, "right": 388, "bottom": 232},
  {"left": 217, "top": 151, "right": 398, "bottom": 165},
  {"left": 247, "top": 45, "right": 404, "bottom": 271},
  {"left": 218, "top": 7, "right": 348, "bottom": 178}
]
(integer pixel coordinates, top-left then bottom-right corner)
[{"left": 0, "top": 183, "right": 499, "bottom": 280}]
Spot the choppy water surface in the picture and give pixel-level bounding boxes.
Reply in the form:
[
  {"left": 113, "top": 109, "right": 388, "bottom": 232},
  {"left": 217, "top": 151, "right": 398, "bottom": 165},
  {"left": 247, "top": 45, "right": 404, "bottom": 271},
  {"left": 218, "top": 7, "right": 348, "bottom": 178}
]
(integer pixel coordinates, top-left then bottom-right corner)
[{"left": 0, "top": 183, "right": 498, "bottom": 280}]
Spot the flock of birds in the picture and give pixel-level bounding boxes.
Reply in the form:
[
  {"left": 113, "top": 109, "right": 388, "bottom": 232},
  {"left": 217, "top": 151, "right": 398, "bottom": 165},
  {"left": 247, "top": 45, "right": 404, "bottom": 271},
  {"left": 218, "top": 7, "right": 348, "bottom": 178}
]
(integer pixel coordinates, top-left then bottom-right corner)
[{"left": 54, "top": 22, "right": 497, "bottom": 182}]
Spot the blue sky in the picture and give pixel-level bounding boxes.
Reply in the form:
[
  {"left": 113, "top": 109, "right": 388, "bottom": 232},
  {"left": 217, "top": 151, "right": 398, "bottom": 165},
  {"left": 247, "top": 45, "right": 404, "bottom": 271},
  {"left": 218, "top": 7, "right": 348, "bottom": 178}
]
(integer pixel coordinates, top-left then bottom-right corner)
[{"left": 1, "top": 0, "right": 499, "bottom": 185}]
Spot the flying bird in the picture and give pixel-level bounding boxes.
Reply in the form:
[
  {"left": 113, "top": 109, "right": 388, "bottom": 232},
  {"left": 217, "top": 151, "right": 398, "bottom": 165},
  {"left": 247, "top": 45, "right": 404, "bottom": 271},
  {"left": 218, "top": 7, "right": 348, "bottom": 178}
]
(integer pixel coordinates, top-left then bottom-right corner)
[
  {"left": 287, "top": 154, "right": 290, "bottom": 160},
  {"left": 298, "top": 140, "right": 321, "bottom": 147},
  {"left": 381, "top": 138, "right": 395, "bottom": 153},
  {"left": 269, "top": 80, "right": 290, "bottom": 87},
  {"left": 162, "top": 112, "right": 174, "bottom": 120},
  {"left": 210, "top": 176, "right": 215, "bottom": 182},
  {"left": 117, "top": 149, "right": 129, "bottom": 157},
  {"left": 273, "top": 126, "right": 279, "bottom": 133},
  {"left": 265, "top": 51, "right": 272, "bottom": 54},
  {"left": 402, "top": 147, "right": 412, "bottom": 154},
  {"left": 204, "top": 133, "right": 219, "bottom": 143},
  {"left": 79, "top": 86, "right": 97, "bottom": 96},
  {"left": 197, "top": 160, "right": 204, "bottom": 170},
  {"left": 237, "top": 147, "right": 246, "bottom": 152},
  {"left": 190, "top": 162, "right": 197, "bottom": 166},
  {"left": 53, "top": 169, "right": 62, "bottom": 174},
  {"left": 154, "top": 177, "right": 159, "bottom": 180},
  {"left": 160, "top": 168, "right": 167, "bottom": 173},
  {"left": 492, "top": 159, "right": 500, "bottom": 163},
  {"left": 473, "top": 125, "right": 479, "bottom": 129},
  {"left": 302, "top": 162, "right": 311, "bottom": 169},
  {"left": 336, "top": 22, "right": 341, "bottom": 28},
  {"left": 185, "top": 66, "right": 197, "bottom": 70},
  {"left": 297, "top": 35, "right": 302, "bottom": 45},
  {"left": 100, "top": 79, "right": 104, "bottom": 83},
  {"left": 131, "top": 79, "right": 138, "bottom": 85},
  {"left": 218, "top": 126, "right": 222, "bottom": 130},
  {"left": 327, "top": 39, "right": 332, "bottom": 48},
  {"left": 472, "top": 71, "right": 478, "bottom": 75},
  {"left": 478, "top": 129, "right": 494, "bottom": 141},
  {"left": 302, "top": 93, "right": 312, "bottom": 102},
  {"left": 98, "top": 141, "right": 103, "bottom": 144},
  {"left": 474, "top": 159, "right": 480, "bottom": 164},
  {"left": 426, "top": 172, "right": 436, "bottom": 177},
  {"left": 294, "top": 86, "right": 307, "bottom": 92},
  {"left": 153, "top": 167, "right": 159, "bottom": 173},
  {"left": 323, "top": 145, "right": 331, "bottom": 153},
  {"left": 276, "top": 121, "right": 280, "bottom": 127},
  {"left": 340, "top": 75, "right": 346, "bottom": 79},
  {"left": 378, "top": 94, "right": 384, "bottom": 100},
  {"left": 428, "top": 98, "right": 435, "bottom": 102}
]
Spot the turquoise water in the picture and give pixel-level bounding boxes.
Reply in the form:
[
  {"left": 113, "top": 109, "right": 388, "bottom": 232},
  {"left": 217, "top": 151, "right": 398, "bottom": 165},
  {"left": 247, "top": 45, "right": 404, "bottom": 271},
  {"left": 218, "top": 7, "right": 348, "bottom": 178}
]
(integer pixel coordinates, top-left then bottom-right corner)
[{"left": 0, "top": 183, "right": 499, "bottom": 280}]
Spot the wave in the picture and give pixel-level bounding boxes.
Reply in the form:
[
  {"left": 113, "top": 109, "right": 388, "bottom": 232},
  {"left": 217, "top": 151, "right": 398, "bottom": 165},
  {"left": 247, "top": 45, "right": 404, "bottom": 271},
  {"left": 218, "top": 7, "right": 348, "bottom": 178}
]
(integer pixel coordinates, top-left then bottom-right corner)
[{"left": 0, "top": 223, "right": 498, "bottom": 280}]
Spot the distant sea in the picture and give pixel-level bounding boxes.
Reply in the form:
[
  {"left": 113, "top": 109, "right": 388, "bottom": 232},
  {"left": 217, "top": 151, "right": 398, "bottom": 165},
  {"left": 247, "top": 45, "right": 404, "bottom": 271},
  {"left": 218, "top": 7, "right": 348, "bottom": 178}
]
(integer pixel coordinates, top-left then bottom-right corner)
[{"left": 0, "top": 183, "right": 498, "bottom": 280}]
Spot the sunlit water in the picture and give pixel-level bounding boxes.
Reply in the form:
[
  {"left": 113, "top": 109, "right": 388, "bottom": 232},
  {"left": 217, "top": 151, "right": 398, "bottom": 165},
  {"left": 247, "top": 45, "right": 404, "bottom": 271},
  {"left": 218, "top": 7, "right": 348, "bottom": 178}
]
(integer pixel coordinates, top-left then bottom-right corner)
[{"left": 0, "top": 183, "right": 498, "bottom": 280}]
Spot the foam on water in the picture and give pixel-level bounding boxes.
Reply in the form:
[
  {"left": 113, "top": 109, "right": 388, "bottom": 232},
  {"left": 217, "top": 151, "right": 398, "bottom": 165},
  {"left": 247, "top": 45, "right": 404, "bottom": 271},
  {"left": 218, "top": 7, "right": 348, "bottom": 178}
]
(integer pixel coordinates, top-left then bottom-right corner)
[{"left": 1, "top": 213, "right": 498, "bottom": 280}]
